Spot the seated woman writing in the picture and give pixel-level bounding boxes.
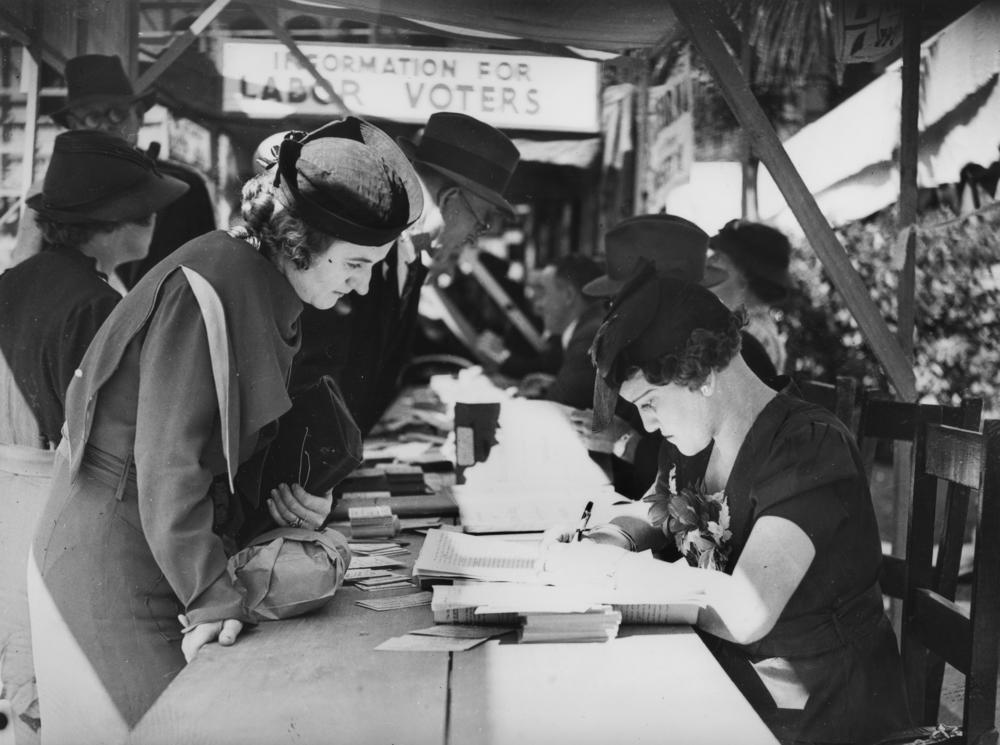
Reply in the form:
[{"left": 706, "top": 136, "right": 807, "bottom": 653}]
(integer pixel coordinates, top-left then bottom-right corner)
[
  {"left": 553, "top": 274, "right": 911, "bottom": 745},
  {"left": 29, "top": 117, "right": 423, "bottom": 743}
]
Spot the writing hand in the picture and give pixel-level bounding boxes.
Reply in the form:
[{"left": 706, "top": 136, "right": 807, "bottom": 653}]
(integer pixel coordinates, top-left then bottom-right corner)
[
  {"left": 178, "top": 614, "right": 243, "bottom": 663},
  {"left": 267, "top": 482, "right": 333, "bottom": 531}
]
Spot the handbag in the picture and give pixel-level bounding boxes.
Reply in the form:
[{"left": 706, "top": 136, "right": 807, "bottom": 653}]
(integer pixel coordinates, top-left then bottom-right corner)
[
  {"left": 237, "top": 374, "right": 363, "bottom": 507},
  {"left": 227, "top": 526, "right": 351, "bottom": 621}
]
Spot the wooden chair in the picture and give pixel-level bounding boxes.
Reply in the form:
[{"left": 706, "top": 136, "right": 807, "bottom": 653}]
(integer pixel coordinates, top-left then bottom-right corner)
[
  {"left": 857, "top": 395, "right": 984, "bottom": 602},
  {"left": 889, "top": 419, "right": 1000, "bottom": 745},
  {"left": 797, "top": 375, "right": 860, "bottom": 433}
]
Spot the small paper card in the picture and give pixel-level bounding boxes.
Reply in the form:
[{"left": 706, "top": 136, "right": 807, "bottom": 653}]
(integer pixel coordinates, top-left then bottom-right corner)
[
  {"left": 349, "top": 555, "right": 407, "bottom": 569},
  {"left": 375, "top": 634, "right": 487, "bottom": 652},
  {"left": 344, "top": 568, "right": 394, "bottom": 581},
  {"left": 356, "top": 592, "right": 433, "bottom": 611}
]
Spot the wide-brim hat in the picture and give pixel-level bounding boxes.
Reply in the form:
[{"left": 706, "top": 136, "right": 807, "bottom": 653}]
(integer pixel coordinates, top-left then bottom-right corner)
[
  {"left": 583, "top": 214, "right": 728, "bottom": 297},
  {"left": 397, "top": 112, "right": 520, "bottom": 217},
  {"left": 27, "top": 129, "right": 188, "bottom": 224},
  {"left": 274, "top": 117, "right": 423, "bottom": 246},
  {"left": 50, "top": 54, "right": 156, "bottom": 128},
  {"left": 706, "top": 219, "right": 792, "bottom": 296}
]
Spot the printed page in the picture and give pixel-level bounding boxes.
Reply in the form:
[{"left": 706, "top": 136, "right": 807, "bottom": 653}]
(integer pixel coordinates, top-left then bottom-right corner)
[{"left": 414, "top": 529, "right": 543, "bottom": 582}]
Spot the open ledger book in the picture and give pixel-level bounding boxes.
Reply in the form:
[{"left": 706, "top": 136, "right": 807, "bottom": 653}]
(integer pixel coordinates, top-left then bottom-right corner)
[{"left": 415, "top": 529, "right": 705, "bottom": 625}]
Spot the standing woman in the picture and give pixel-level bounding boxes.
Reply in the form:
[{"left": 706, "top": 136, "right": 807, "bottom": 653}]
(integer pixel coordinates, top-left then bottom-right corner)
[
  {"left": 0, "top": 129, "right": 186, "bottom": 745},
  {"left": 28, "top": 118, "right": 422, "bottom": 743}
]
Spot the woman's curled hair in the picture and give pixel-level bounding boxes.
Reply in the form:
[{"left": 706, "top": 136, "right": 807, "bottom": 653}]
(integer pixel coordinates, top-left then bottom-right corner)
[
  {"left": 228, "top": 174, "right": 331, "bottom": 270},
  {"left": 625, "top": 307, "right": 746, "bottom": 391}
]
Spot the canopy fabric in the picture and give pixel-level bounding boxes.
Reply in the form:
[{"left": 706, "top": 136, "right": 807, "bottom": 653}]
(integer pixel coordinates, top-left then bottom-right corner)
[
  {"left": 757, "top": 0, "right": 1000, "bottom": 234},
  {"left": 275, "top": 0, "right": 678, "bottom": 54}
]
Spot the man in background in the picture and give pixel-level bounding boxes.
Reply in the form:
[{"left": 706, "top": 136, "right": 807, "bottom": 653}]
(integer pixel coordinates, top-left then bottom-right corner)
[{"left": 515, "top": 255, "right": 604, "bottom": 410}]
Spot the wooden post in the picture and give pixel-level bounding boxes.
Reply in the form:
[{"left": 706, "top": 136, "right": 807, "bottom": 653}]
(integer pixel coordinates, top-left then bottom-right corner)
[
  {"left": 739, "top": 1, "right": 758, "bottom": 220},
  {"left": 890, "top": 0, "right": 922, "bottom": 637},
  {"left": 251, "top": 6, "right": 351, "bottom": 115},
  {"left": 672, "top": 0, "right": 916, "bottom": 401},
  {"left": 134, "top": 0, "right": 231, "bottom": 92},
  {"left": 18, "top": 47, "right": 39, "bottom": 223},
  {"left": 897, "top": 2, "right": 921, "bottom": 361},
  {"left": 632, "top": 52, "right": 649, "bottom": 216}
]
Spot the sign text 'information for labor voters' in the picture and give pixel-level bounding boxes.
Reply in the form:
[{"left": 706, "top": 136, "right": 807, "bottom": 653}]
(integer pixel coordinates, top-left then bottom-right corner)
[{"left": 220, "top": 41, "right": 601, "bottom": 133}]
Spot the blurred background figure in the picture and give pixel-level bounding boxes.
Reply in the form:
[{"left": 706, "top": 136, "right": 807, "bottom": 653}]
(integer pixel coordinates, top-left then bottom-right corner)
[
  {"left": 515, "top": 254, "right": 603, "bottom": 409},
  {"left": 0, "top": 129, "right": 186, "bottom": 745},
  {"left": 12, "top": 54, "right": 215, "bottom": 289},
  {"left": 706, "top": 219, "right": 792, "bottom": 373}
]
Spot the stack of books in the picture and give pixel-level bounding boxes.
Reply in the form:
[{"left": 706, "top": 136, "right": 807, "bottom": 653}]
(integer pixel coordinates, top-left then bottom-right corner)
[
  {"left": 519, "top": 606, "right": 621, "bottom": 643},
  {"left": 348, "top": 505, "right": 400, "bottom": 539},
  {"left": 416, "top": 530, "right": 707, "bottom": 634}
]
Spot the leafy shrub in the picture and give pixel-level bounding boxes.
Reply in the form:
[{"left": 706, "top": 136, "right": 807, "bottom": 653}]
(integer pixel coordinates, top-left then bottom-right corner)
[{"left": 779, "top": 206, "right": 1000, "bottom": 412}]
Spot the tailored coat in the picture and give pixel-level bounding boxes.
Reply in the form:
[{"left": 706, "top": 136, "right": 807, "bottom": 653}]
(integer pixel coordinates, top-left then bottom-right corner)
[{"left": 29, "top": 232, "right": 302, "bottom": 742}]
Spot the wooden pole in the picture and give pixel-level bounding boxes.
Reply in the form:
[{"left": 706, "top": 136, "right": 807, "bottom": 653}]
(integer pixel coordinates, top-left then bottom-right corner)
[
  {"left": 134, "top": 0, "right": 231, "bottom": 92},
  {"left": 632, "top": 52, "right": 650, "bottom": 216},
  {"left": 739, "top": 1, "right": 758, "bottom": 220},
  {"left": 897, "top": 2, "right": 921, "bottom": 361},
  {"left": 18, "top": 47, "right": 39, "bottom": 223},
  {"left": 672, "top": 0, "right": 916, "bottom": 401},
  {"left": 251, "top": 5, "right": 351, "bottom": 115}
]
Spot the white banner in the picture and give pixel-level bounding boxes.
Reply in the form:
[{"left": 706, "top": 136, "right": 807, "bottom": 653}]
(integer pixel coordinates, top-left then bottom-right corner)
[
  {"left": 220, "top": 41, "right": 600, "bottom": 133},
  {"left": 644, "top": 50, "right": 694, "bottom": 208}
]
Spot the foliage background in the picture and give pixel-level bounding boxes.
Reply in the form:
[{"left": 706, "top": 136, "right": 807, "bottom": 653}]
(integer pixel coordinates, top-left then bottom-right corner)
[{"left": 779, "top": 206, "right": 1000, "bottom": 412}]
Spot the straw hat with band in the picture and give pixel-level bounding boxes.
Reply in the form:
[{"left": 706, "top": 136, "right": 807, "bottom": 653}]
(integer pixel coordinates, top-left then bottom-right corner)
[
  {"left": 583, "top": 214, "right": 728, "bottom": 298},
  {"left": 27, "top": 129, "right": 188, "bottom": 224},
  {"left": 590, "top": 273, "right": 735, "bottom": 432},
  {"left": 50, "top": 54, "right": 156, "bottom": 128},
  {"left": 273, "top": 117, "right": 423, "bottom": 246},
  {"left": 397, "top": 112, "right": 520, "bottom": 217}
]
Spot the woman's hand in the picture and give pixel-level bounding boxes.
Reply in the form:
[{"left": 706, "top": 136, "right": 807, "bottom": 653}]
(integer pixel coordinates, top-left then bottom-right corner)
[
  {"left": 267, "top": 482, "right": 333, "bottom": 530},
  {"left": 178, "top": 614, "right": 243, "bottom": 663}
]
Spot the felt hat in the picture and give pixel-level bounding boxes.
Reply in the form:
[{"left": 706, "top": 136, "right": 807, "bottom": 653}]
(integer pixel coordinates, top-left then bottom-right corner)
[
  {"left": 397, "top": 113, "right": 520, "bottom": 216},
  {"left": 583, "top": 214, "right": 728, "bottom": 297},
  {"left": 253, "top": 130, "right": 306, "bottom": 176},
  {"left": 50, "top": 55, "right": 156, "bottom": 128},
  {"left": 706, "top": 219, "right": 792, "bottom": 301},
  {"left": 273, "top": 117, "right": 423, "bottom": 246},
  {"left": 589, "top": 273, "right": 733, "bottom": 431},
  {"left": 27, "top": 129, "right": 188, "bottom": 224}
]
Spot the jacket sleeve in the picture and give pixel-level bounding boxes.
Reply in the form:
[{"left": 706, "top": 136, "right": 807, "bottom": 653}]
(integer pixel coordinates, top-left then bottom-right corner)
[
  {"left": 133, "top": 274, "right": 250, "bottom": 626},
  {"left": 546, "top": 325, "right": 599, "bottom": 410}
]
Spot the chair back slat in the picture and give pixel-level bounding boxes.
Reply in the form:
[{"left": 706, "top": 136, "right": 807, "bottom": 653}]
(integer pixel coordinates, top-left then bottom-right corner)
[
  {"left": 900, "top": 418, "right": 1000, "bottom": 743},
  {"left": 964, "top": 420, "right": 1000, "bottom": 743}
]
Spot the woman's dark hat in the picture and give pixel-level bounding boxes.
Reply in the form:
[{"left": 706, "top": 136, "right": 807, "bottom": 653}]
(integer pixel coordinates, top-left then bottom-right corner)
[
  {"left": 27, "top": 130, "right": 189, "bottom": 224},
  {"left": 589, "top": 273, "right": 732, "bottom": 431},
  {"left": 583, "top": 214, "right": 728, "bottom": 297},
  {"left": 274, "top": 117, "right": 423, "bottom": 246},
  {"left": 397, "top": 113, "right": 520, "bottom": 216},
  {"left": 50, "top": 55, "right": 156, "bottom": 128},
  {"left": 707, "top": 219, "right": 792, "bottom": 298}
]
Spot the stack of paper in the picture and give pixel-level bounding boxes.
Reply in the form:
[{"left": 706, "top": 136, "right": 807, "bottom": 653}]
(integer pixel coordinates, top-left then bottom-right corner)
[
  {"left": 412, "top": 529, "right": 544, "bottom": 584},
  {"left": 349, "top": 505, "right": 400, "bottom": 539},
  {"left": 416, "top": 530, "right": 706, "bottom": 627},
  {"left": 519, "top": 606, "right": 621, "bottom": 643}
]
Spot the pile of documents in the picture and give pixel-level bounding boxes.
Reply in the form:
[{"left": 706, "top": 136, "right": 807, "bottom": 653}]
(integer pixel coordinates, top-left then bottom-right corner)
[
  {"left": 416, "top": 530, "right": 706, "bottom": 635},
  {"left": 520, "top": 607, "right": 621, "bottom": 643},
  {"left": 349, "top": 505, "right": 400, "bottom": 539}
]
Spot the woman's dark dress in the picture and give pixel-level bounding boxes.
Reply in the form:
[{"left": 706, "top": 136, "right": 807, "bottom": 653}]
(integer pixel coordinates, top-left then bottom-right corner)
[{"left": 661, "top": 394, "right": 911, "bottom": 744}]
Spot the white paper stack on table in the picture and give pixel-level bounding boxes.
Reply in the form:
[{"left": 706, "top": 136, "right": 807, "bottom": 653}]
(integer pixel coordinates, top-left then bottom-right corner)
[
  {"left": 349, "top": 505, "right": 400, "bottom": 538},
  {"left": 520, "top": 606, "right": 621, "bottom": 643},
  {"left": 415, "top": 529, "right": 706, "bottom": 629}
]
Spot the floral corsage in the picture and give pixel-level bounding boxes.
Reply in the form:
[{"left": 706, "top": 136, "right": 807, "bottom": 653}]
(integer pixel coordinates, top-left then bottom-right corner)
[{"left": 644, "top": 470, "right": 732, "bottom": 572}]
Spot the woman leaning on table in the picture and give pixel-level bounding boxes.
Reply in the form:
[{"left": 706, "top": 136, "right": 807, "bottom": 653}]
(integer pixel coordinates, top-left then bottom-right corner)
[
  {"left": 29, "top": 117, "right": 423, "bottom": 742},
  {"left": 552, "top": 274, "right": 911, "bottom": 745}
]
